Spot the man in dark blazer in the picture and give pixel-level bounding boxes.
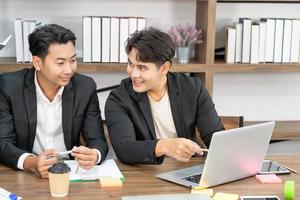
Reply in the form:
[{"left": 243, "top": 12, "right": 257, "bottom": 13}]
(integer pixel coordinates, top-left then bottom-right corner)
[
  {"left": 0, "top": 24, "right": 108, "bottom": 178},
  {"left": 105, "top": 28, "right": 224, "bottom": 165}
]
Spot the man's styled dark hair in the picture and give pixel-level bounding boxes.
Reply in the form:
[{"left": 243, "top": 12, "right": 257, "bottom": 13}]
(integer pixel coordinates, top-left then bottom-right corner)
[
  {"left": 125, "top": 27, "right": 175, "bottom": 67},
  {"left": 29, "top": 24, "right": 76, "bottom": 60}
]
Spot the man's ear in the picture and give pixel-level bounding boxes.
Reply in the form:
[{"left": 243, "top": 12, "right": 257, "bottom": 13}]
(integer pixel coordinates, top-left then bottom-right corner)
[
  {"left": 32, "top": 56, "right": 43, "bottom": 71},
  {"left": 160, "top": 61, "right": 171, "bottom": 75}
]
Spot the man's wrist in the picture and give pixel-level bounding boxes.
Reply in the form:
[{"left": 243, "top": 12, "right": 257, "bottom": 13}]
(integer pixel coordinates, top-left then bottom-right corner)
[
  {"left": 23, "top": 155, "right": 38, "bottom": 171},
  {"left": 92, "top": 149, "right": 101, "bottom": 164},
  {"left": 155, "top": 139, "right": 167, "bottom": 157},
  {"left": 17, "top": 153, "right": 35, "bottom": 170}
]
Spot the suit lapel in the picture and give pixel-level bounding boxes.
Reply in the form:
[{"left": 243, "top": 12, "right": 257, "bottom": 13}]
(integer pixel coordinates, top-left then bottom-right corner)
[
  {"left": 24, "top": 69, "right": 37, "bottom": 152},
  {"left": 138, "top": 94, "right": 156, "bottom": 139},
  {"left": 168, "top": 73, "right": 185, "bottom": 138},
  {"left": 62, "top": 82, "right": 74, "bottom": 150}
]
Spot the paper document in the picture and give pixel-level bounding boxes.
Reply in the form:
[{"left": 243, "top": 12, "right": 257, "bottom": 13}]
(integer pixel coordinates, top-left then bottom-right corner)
[
  {"left": 0, "top": 35, "right": 12, "bottom": 51},
  {"left": 64, "top": 159, "right": 124, "bottom": 181}
]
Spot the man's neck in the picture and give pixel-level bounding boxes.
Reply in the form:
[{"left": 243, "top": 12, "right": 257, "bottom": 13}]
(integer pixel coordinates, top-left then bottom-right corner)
[
  {"left": 36, "top": 72, "right": 60, "bottom": 102},
  {"left": 147, "top": 76, "right": 168, "bottom": 102}
]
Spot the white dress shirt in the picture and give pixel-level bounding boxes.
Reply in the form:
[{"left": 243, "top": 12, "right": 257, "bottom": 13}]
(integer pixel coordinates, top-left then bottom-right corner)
[{"left": 17, "top": 72, "right": 101, "bottom": 170}]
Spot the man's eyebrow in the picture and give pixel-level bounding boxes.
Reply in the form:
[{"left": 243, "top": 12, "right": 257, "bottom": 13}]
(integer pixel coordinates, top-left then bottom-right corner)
[
  {"left": 55, "top": 54, "right": 76, "bottom": 61},
  {"left": 56, "top": 58, "right": 66, "bottom": 61}
]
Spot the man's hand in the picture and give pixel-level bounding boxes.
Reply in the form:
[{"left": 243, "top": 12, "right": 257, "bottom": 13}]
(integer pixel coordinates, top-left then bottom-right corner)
[
  {"left": 155, "top": 138, "right": 203, "bottom": 162},
  {"left": 23, "top": 149, "right": 58, "bottom": 178},
  {"left": 71, "top": 146, "right": 98, "bottom": 170}
]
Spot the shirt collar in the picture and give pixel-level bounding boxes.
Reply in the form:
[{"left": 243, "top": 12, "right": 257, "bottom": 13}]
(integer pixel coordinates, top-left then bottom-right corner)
[{"left": 34, "top": 71, "right": 64, "bottom": 102}]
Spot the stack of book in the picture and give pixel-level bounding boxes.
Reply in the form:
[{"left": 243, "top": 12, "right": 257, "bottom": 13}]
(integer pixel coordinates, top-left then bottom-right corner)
[
  {"left": 14, "top": 18, "right": 37, "bottom": 63},
  {"left": 225, "top": 18, "right": 300, "bottom": 64},
  {"left": 82, "top": 16, "right": 146, "bottom": 63}
]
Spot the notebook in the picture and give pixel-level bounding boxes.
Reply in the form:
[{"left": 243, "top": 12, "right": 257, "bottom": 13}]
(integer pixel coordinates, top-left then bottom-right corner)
[{"left": 64, "top": 159, "right": 124, "bottom": 182}]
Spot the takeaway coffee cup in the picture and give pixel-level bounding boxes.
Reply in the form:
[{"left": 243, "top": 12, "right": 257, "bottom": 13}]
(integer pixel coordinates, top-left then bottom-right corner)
[{"left": 48, "top": 162, "right": 71, "bottom": 197}]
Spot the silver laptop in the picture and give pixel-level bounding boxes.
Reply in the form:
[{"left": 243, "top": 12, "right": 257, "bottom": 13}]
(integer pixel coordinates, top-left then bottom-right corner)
[{"left": 156, "top": 121, "right": 275, "bottom": 189}]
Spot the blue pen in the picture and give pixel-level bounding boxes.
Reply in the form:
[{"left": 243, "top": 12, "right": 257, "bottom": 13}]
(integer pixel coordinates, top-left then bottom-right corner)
[{"left": 0, "top": 187, "right": 18, "bottom": 200}]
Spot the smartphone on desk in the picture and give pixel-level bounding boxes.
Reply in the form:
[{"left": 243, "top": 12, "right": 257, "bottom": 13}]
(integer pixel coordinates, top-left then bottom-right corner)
[
  {"left": 240, "top": 196, "right": 280, "bottom": 200},
  {"left": 259, "top": 160, "right": 290, "bottom": 175}
]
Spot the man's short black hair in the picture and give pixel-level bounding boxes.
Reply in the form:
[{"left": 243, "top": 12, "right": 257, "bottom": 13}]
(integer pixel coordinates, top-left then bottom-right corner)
[
  {"left": 29, "top": 24, "right": 76, "bottom": 60},
  {"left": 125, "top": 27, "right": 175, "bottom": 67}
]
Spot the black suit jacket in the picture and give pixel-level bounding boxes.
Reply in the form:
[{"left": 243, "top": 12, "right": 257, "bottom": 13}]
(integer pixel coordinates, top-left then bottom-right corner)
[
  {"left": 0, "top": 68, "right": 108, "bottom": 169},
  {"left": 105, "top": 72, "right": 224, "bottom": 164}
]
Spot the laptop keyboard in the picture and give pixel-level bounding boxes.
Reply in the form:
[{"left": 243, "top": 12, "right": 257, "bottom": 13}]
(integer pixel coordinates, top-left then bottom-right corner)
[{"left": 183, "top": 174, "right": 202, "bottom": 183}]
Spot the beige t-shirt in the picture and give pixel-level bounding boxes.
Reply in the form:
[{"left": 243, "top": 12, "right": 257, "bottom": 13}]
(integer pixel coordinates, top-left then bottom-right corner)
[{"left": 148, "top": 91, "right": 178, "bottom": 139}]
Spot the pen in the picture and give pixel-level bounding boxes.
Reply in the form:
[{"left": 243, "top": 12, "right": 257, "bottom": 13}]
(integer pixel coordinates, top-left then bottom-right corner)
[
  {"left": 46, "top": 150, "right": 73, "bottom": 160},
  {"left": 0, "top": 187, "right": 18, "bottom": 200},
  {"left": 75, "top": 163, "right": 80, "bottom": 174},
  {"left": 58, "top": 150, "right": 72, "bottom": 156}
]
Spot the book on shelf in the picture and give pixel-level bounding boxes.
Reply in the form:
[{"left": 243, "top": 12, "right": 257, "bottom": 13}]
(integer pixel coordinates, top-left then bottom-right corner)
[
  {"left": 101, "top": 17, "right": 111, "bottom": 63},
  {"left": 14, "top": 18, "right": 24, "bottom": 63},
  {"left": 225, "top": 17, "right": 300, "bottom": 64},
  {"left": 282, "top": 19, "right": 292, "bottom": 63},
  {"left": 258, "top": 21, "right": 266, "bottom": 63},
  {"left": 119, "top": 18, "right": 129, "bottom": 63},
  {"left": 83, "top": 16, "right": 92, "bottom": 62},
  {"left": 273, "top": 19, "right": 284, "bottom": 63},
  {"left": 290, "top": 19, "right": 300, "bottom": 63},
  {"left": 239, "top": 18, "right": 252, "bottom": 63},
  {"left": 234, "top": 23, "right": 242, "bottom": 63},
  {"left": 225, "top": 27, "right": 236, "bottom": 64},
  {"left": 14, "top": 18, "right": 36, "bottom": 63},
  {"left": 261, "top": 18, "right": 275, "bottom": 63},
  {"left": 0, "top": 34, "right": 12, "bottom": 51},
  {"left": 92, "top": 17, "right": 102, "bottom": 62},
  {"left": 250, "top": 22, "right": 259, "bottom": 64},
  {"left": 82, "top": 16, "right": 146, "bottom": 63},
  {"left": 129, "top": 17, "right": 138, "bottom": 35},
  {"left": 137, "top": 17, "right": 146, "bottom": 31},
  {"left": 22, "top": 20, "right": 30, "bottom": 62},
  {"left": 110, "top": 17, "right": 120, "bottom": 63}
]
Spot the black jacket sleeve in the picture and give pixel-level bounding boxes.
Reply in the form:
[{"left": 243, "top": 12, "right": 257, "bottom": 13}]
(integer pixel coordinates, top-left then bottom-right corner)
[
  {"left": 194, "top": 78, "right": 224, "bottom": 147},
  {"left": 105, "top": 93, "right": 164, "bottom": 164},
  {"left": 0, "top": 76, "right": 27, "bottom": 169},
  {"left": 81, "top": 88, "right": 108, "bottom": 163}
]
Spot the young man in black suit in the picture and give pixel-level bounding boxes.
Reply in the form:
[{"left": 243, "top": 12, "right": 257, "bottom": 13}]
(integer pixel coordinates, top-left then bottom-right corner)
[
  {"left": 105, "top": 28, "right": 224, "bottom": 165},
  {"left": 0, "top": 24, "right": 108, "bottom": 178}
]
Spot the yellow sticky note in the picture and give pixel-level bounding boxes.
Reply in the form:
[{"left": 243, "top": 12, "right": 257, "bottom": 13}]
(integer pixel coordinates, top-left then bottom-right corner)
[
  {"left": 213, "top": 192, "right": 239, "bottom": 200},
  {"left": 99, "top": 177, "right": 123, "bottom": 187},
  {"left": 191, "top": 188, "right": 213, "bottom": 196}
]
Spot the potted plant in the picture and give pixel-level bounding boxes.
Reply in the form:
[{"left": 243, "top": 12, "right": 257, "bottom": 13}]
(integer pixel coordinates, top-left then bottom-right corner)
[{"left": 168, "top": 23, "right": 203, "bottom": 64}]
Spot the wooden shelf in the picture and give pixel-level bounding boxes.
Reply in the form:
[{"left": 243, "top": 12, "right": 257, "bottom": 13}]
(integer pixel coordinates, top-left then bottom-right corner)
[
  {"left": 0, "top": 57, "right": 208, "bottom": 73},
  {"left": 245, "top": 121, "right": 300, "bottom": 140},
  {"left": 1, "top": 57, "right": 300, "bottom": 73},
  {"left": 212, "top": 60, "right": 300, "bottom": 73}
]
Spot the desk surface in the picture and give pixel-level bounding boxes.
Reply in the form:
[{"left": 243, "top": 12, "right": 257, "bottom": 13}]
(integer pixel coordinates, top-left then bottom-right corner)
[{"left": 0, "top": 155, "right": 299, "bottom": 200}]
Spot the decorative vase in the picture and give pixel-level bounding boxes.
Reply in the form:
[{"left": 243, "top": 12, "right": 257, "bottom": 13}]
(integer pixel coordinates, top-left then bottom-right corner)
[{"left": 176, "top": 47, "right": 190, "bottom": 64}]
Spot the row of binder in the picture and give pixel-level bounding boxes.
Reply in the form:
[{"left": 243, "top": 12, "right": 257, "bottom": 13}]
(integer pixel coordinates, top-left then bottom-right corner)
[
  {"left": 82, "top": 16, "right": 146, "bottom": 63},
  {"left": 225, "top": 18, "right": 300, "bottom": 64},
  {"left": 14, "top": 19, "right": 37, "bottom": 63}
]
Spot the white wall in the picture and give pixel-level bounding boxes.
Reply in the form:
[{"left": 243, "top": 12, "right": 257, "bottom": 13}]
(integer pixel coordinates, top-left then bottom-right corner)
[{"left": 0, "top": 0, "right": 299, "bottom": 120}]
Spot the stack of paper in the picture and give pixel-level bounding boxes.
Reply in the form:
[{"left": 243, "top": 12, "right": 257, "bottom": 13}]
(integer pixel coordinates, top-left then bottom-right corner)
[{"left": 64, "top": 159, "right": 124, "bottom": 182}]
